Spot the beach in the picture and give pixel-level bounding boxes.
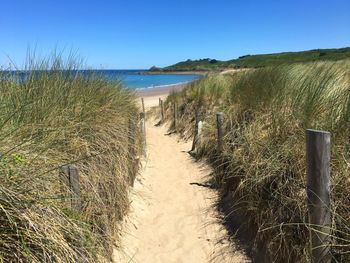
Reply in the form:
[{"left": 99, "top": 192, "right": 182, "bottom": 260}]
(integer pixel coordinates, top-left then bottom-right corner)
[{"left": 135, "top": 83, "right": 186, "bottom": 107}]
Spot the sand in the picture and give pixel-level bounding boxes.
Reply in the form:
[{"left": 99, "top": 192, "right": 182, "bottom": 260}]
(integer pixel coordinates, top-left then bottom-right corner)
[
  {"left": 113, "top": 86, "right": 249, "bottom": 263},
  {"left": 135, "top": 83, "right": 185, "bottom": 98},
  {"left": 220, "top": 68, "right": 251, "bottom": 75}
]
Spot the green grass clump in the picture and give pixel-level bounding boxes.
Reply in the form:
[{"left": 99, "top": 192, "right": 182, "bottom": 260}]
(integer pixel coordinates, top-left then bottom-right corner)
[
  {"left": 164, "top": 60, "right": 350, "bottom": 262},
  {"left": 0, "top": 54, "right": 141, "bottom": 262}
]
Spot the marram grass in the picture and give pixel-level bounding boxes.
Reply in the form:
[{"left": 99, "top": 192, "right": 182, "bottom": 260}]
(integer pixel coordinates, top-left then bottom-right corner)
[
  {"left": 0, "top": 55, "right": 141, "bottom": 262},
  {"left": 164, "top": 60, "right": 350, "bottom": 262}
]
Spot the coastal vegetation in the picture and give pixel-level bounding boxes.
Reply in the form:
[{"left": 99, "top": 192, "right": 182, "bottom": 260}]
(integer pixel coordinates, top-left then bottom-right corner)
[
  {"left": 164, "top": 60, "right": 350, "bottom": 262},
  {"left": 0, "top": 54, "right": 140, "bottom": 262},
  {"left": 151, "top": 47, "right": 350, "bottom": 72}
]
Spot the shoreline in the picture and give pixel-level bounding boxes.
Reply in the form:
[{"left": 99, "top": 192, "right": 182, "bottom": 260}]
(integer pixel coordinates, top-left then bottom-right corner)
[
  {"left": 137, "top": 71, "right": 208, "bottom": 75},
  {"left": 135, "top": 80, "right": 190, "bottom": 91},
  {"left": 135, "top": 82, "right": 187, "bottom": 98},
  {"left": 135, "top": 83, "right": 187, "bottom": 109},
  {"left": 134, "top": 67, "right": 247, "bottom": 103}
]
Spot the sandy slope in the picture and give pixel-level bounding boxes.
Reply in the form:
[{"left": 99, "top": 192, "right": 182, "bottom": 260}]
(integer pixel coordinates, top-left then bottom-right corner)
[
  {"left": 113, "top": 96, "right": 249, "bottom": 263},
  {"left": 220, "top": 68, "right": 251, "bottom": 75}
]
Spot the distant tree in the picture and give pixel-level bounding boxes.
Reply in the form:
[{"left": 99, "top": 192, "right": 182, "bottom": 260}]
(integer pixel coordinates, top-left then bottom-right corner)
[{"left": 194, "top": 66, "right": 209, "bottom": 71}]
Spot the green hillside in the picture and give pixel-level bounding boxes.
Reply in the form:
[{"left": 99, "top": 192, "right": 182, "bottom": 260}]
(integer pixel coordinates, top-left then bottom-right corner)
[{"left": 151, "top": 47, "right": 350, "bottom": 71}]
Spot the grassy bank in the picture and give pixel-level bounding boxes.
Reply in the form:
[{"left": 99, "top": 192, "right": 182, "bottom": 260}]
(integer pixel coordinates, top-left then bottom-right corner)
[
  {"left": 0, "top": 56, "right": 141, "bottom": 262},
  {"left": 154, "top": 47, "right": 350, "bottom": 71},
  {"left": 163, "top": 60, "right": 350, "bottom": 262}
]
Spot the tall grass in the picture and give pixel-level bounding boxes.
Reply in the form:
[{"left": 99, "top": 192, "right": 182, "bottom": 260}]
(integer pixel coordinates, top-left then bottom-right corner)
[
  {"left": 0, "top": 54, "right": 141, "bottom": 262},
  {"left": 165, "top": 60, "right": 350, "bottom": 262}
]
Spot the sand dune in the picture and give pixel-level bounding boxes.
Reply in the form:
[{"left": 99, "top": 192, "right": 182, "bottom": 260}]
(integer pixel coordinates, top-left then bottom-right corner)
[{"left": 113, "top": 91, "right": 249, "bottom": 263}]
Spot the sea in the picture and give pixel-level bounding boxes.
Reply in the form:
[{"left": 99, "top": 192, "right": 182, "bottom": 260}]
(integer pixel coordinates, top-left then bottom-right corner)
[
  {"left": 98, "top": 70, "right": 202, "bottom": 89},
  {"left": 2, "top": 69, "right": 202, "bottom": 90}
]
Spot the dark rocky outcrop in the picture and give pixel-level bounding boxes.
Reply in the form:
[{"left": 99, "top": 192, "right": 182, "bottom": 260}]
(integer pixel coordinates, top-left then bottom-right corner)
[{"left": 149, "top": 66, "right": 163, "bottom": 72}]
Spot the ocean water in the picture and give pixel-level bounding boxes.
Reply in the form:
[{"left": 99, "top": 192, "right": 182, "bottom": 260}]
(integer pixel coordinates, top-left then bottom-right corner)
[
  {"left": 2, "top": 70, "right": 202, "bottom": 89},
  {"left": 96, "top": 70, "right": 202, "bottom": 89}
]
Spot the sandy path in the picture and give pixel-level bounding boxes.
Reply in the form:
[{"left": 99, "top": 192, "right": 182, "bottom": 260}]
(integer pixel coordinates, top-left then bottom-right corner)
[{"left": 113, "top": 97, "right": 248, "bottom": 263}]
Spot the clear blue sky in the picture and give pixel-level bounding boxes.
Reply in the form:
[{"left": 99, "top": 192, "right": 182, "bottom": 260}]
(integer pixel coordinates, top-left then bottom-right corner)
[{"left": 1, "top": 0, "right": 349, "bottom": 69}]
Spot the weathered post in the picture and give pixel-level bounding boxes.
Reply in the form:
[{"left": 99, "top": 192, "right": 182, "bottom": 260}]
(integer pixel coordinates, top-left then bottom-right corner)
[
  {"left": 68, "top": 165, "right": 81, "bottom": 211},
  {"left": 197, "top": 119, "right": 203, "bottom": 150},
  {"left": 140, "top": 112, "right": 147, "bottom": 156},
  {"left": 191, "top": 110, "right": 202, "bottom": 153},
  {"left": 128, "top": 118, "right": 136, "bottom": 186},
  {"left": 173, "top": 101, "right": 178, "bottom": 132},
  {"left": 160, "top": 99, "right": 165, "bottom": 123},
  {"left": 60, "top": 165, "right": 81, "bottom": 211},
  {"left": 216, "top": 112, "right": 224, "bottom": 153},
  {"left": 159, "top": 97, "right": 161, "bottom": 107},
  {"left": 306, "top": 129, "right": 331, "bottom": 263},
  {"left": 141, "top": 98, "right": 145, "bottom": 114}
]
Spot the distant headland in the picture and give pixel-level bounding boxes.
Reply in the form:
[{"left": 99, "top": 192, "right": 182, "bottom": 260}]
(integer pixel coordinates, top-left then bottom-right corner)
[{"left": 141, "top": 47, "right": 350, "bottom": 74}]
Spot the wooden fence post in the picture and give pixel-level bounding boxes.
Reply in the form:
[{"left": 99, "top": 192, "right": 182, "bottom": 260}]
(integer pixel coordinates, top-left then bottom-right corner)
[
  {"left": 160, "top": 99, "right": 165, "bottom": 123},
  {"left": 191, "top": 110, "right": 202, "bottom": 154},
  {"left": 173, "top": 101, "right": 177, "bottom": 132},
  {"left": 140, "top": 112, "right": 147, "bottom": 156},
  {"left": 197, "top": 119, "right": 203, "bottom": 150},
  {"left": 306, "top": 129, "right": 331, "bottom": 263},
  {"left": 141, "top": 98, "right": 145, "bottom": 114},
  {"left": 60, "top": 165, "right": 81, "bottom": 211},
  {"left": 216, "top": 112, "right": 224, "bottom": 153}
]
